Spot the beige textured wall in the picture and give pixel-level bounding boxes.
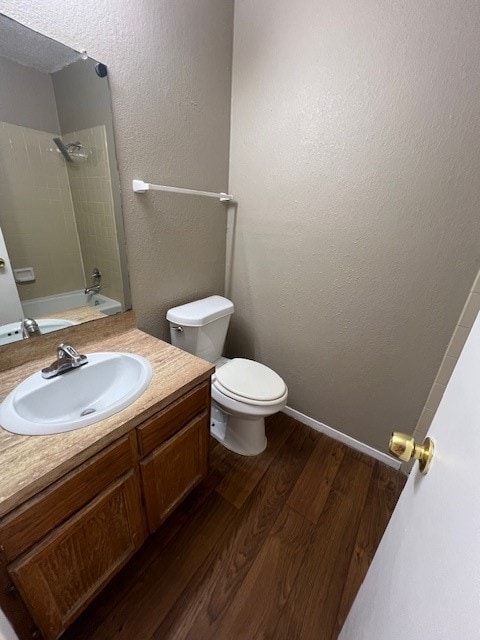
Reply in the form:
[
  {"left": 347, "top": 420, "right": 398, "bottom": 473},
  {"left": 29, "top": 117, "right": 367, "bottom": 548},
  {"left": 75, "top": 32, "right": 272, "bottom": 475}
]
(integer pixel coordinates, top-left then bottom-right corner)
[
  {"left": 0, "top": 0, "right": 234, "bottom": 341},
  {"left": 0, "top": 121, "right": 85, "bottom": 299},
  {"left": 65, "top": 125, "right": 124, "bottom": 306},
  {"left": 229, "top": 0, "right": 480, "bottom": 450},
  {"left": 414, "top": 269, "right": 480, "bottom": 441}
]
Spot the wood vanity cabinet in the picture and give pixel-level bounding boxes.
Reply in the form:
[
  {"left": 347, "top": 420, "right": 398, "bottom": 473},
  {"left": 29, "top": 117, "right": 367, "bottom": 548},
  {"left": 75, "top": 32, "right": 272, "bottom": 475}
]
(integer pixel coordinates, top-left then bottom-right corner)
[
  {"left": 0, "top": 380, "right": 210, "bottom": 640},
  {"left": 137, "top": 382, "right": 210, "bottom": 533},
  {"left": 141, "top": 412, "right": 209, "bottom": 532},
  {"left": 9, "top": 471, "right": 145, "bottom": 640}
]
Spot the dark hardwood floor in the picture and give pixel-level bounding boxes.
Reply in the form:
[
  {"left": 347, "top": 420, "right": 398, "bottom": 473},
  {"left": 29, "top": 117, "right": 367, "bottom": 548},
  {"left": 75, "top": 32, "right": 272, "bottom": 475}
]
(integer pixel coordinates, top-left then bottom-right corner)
[{"left": 64, "top": 414, "right": 405, "bottom": 640}]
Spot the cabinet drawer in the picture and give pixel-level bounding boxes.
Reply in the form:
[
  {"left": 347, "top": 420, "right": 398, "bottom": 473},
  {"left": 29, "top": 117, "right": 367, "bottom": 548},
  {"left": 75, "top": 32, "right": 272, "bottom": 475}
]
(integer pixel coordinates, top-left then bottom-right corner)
[
  {"left": 137, "top": 381, "right": 210, "bottom": 456},
  {"left": 0, "top": 433, "right": 136, "bottom": 562},
  {"left": 140, "top": 412, "right": 209, "bottom": 533},
  {"left": 8, "top": 471, "right": 145, "bottom": 640}
]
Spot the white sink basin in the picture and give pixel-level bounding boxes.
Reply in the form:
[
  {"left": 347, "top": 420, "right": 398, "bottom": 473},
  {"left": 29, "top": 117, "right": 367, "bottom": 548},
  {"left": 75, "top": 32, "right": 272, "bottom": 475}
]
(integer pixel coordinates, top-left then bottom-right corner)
[
  {"left": 0, "top": 319, "right": 76, "bottom": 346},
  {"left": 0, "top": 352, "right": 153, "bottom": 436}
]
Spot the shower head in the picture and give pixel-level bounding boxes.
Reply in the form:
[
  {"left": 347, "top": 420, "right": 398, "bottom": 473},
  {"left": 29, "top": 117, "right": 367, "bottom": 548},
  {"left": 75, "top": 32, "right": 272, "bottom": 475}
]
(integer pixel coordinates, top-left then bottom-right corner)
[
  {"left": 53, "top": 137, "right": 74, "bottom": 162},
  {"left": 53, "top": 137, "right": 90, "bottom": 163}
]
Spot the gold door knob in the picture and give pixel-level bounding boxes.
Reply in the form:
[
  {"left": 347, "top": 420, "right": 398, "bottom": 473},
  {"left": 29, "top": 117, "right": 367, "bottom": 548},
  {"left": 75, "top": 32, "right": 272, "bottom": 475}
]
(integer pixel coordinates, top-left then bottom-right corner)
[
  {"left": 0, "top": 258, "right": 5, "bottom": 268},
  {"left": 389, "top": 432, "right": 435, "bottom": 474}
]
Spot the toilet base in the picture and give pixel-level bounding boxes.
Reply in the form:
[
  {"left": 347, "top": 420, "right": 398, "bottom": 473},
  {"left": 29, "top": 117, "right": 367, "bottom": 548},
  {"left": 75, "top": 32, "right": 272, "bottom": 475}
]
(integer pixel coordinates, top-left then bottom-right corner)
[{"left": 210, "top": 403, "right": 267, "bottom": 456}]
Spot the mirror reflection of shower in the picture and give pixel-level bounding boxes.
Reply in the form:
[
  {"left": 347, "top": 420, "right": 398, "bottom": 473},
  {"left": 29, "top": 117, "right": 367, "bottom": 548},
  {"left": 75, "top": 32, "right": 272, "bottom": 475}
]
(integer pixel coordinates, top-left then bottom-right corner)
[
  {"left": 53, "top": 137, "right": 91, "bottom": 162},
  {"left": 0, "top": 14, "right": 130, "bottom": 334}
]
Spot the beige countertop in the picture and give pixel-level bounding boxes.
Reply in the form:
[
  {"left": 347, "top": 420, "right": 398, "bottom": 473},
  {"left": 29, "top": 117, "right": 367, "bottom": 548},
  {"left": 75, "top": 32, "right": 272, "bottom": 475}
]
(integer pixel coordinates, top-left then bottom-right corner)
[{"left": 0, "top": 312, "right": 214, "bottom": 518}]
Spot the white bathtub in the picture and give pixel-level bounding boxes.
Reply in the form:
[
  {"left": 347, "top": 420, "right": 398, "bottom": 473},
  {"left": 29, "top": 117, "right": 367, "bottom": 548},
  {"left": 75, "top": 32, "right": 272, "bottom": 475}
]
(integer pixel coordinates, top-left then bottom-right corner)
[{"left": 21, "top": 290, "right": 123, "bottom": 317}]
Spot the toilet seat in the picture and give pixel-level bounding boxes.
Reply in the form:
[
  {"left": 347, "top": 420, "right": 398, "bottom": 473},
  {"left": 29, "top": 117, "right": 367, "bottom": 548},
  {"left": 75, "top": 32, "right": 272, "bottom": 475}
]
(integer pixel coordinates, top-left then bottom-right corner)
[
  {"left": 213, "top": 379, "right": 288, "bottom": 407},
  {"left": 213, "top": 358, "right": 287, "bottom": 406}
]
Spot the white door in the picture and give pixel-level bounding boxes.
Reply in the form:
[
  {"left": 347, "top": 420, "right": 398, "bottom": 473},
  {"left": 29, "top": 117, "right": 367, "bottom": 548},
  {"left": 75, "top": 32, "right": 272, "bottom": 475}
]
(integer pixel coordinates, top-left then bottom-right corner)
[
  {"left": 0, "top": 227, "right": 23, "bottom": 325},
  {"left": 340, "top": 311, "right": 480, "bottom": 639}
]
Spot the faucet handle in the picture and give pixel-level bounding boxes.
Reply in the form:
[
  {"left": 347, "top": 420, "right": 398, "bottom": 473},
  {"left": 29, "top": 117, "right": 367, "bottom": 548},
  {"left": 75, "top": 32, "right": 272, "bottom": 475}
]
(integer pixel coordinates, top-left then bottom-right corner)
[
  {"left": 57, "top": 343, "right": 86, "bottom": 364},
  {"left": 42, "top": 344, "right": 88, "bottom": 379}
]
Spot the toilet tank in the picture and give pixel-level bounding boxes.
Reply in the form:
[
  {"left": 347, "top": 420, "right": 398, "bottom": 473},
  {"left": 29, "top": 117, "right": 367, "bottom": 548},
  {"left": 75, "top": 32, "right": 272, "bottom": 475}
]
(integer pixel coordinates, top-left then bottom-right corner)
[{"left": 166, "top": 295, "right": 234, "bottom": 363}]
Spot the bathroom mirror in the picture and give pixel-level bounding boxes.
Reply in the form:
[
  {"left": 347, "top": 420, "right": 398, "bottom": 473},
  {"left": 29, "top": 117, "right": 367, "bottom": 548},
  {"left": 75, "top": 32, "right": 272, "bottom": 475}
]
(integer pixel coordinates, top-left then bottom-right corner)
[{"left": 0, "top": 14, "right": 131, "bottom": 347}]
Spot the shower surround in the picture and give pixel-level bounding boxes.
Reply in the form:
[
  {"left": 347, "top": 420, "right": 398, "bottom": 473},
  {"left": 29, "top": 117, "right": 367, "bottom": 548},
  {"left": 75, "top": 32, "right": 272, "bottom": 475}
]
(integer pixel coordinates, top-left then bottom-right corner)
[
  {"left": 0, "top": 121, "right": 124, "bottom": 311},
  {"left": 0, "top": 120, "right": 84, "bottom": 300}
]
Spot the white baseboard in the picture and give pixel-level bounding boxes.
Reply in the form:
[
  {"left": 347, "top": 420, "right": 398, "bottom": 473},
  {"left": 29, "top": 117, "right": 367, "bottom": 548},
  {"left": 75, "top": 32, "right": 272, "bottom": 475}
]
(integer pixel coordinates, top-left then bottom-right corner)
[{"left": 282, "top": 406, "right": 401, "bottom": 470}]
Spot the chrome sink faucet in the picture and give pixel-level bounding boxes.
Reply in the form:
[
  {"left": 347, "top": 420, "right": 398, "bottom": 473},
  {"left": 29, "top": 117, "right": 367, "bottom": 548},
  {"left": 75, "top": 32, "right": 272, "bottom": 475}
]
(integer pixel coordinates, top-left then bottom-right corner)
[
  {"left": 41, "top": 343, "right": 88, "bottom": 379},
  {"left": 21, "top": 318, "right": 41, "bottom": 339}
]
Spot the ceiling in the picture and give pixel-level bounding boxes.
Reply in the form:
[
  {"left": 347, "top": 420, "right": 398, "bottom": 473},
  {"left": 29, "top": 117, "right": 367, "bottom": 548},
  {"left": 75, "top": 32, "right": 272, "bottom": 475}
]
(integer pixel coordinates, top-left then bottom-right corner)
[{"left": 0, "top": 13, "right": 81, "bottom": 73}]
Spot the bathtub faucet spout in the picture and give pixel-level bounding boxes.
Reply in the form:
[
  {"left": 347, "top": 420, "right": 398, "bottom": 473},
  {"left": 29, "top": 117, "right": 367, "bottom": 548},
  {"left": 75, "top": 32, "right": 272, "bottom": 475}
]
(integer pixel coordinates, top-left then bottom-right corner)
[{"left": 85, "top": 267, "right": 102, "bottom": 295}]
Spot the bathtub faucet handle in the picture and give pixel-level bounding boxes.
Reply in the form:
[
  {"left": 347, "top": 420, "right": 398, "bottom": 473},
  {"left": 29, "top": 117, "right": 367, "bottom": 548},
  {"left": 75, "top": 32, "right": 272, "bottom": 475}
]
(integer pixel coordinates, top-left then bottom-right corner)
[{"left": 84, "top": 267, "right": 102, "bottom": 295}]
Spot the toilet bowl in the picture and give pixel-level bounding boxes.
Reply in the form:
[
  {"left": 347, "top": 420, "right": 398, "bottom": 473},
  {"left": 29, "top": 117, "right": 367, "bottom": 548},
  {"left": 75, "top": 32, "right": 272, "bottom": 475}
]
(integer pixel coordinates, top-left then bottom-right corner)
[
  {"left": 166, "top": 296, "right": 288, "bottom": 456},
  {"left": 210, "top": 358, "right": 288, "bottom": 455}
]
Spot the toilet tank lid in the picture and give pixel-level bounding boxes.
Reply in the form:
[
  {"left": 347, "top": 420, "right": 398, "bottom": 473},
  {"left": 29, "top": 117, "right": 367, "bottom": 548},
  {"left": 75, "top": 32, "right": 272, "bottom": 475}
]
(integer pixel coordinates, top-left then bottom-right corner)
[{"left": 166, "top": 295, "right": 234, "bottom": 327}]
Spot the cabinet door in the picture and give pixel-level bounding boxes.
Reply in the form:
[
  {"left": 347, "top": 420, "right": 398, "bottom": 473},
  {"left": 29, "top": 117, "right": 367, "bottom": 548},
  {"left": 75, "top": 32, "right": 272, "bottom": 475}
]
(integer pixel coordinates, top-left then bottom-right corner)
[
  {"left": 141, "top": 412, "right": 209, "bottom": 533},
  {"left": 0, "top": 433, "right": 136, "bottom": 563},
  {"left": 8, "top": 471, "right": 146, "bottom": 640},
  {"left": 137, "top": 382, "right": 210, "bottom": 456}
]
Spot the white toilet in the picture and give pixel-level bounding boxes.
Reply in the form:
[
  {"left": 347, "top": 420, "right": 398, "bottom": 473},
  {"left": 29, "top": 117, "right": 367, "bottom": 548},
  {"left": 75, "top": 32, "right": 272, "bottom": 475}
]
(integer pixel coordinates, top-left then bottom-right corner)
[{"left": 167, "top": 295, "right": 288, "bottom": 456}]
